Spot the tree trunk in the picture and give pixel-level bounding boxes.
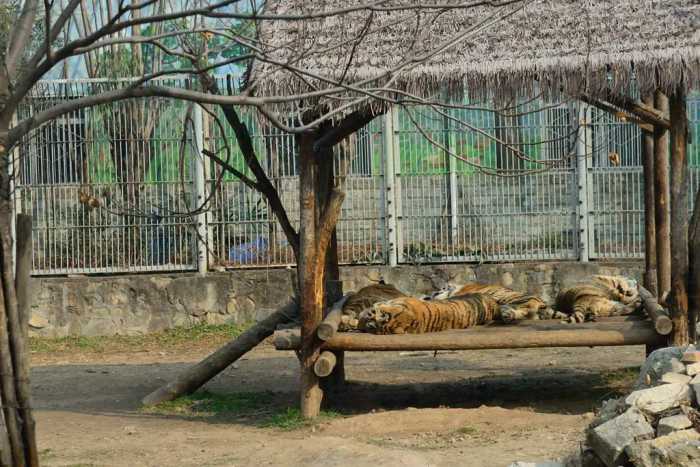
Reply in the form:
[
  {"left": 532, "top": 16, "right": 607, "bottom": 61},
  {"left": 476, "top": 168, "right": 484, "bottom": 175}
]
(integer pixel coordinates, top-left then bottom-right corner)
[
  {"left": 654, "top": 91, "right": 671, "bottom": 301},
  {"left": 668, "top": 87, "right": 689, "bottom": 346},
  {"left": 642, "top": 94, "right": 657, "bottom": 297},
  {"left": 298, "top": 133, "right": 325, "bottom": 419}
]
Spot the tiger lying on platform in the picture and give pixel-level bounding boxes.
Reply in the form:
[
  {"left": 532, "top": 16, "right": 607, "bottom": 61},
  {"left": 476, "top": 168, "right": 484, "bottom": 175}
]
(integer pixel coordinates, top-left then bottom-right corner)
[
  {"left": 358, "top": 293, "right": 504, "bottom": 334},
  {"left": 426, "top": 282, "right": 556, "bottom": 323},
  {"left": 554, "top": 275, "right": 641, "bottom": 323},
  {"left": 338, "top": 281, "right": 407, "bottom": 332}
]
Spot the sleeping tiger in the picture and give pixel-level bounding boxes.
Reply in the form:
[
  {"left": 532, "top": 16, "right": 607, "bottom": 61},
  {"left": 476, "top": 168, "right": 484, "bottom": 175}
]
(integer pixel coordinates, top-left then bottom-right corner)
[
  {"left": 358, "top": 293, "right": 502, "bottom": 334},
  {"left": 554, "top": 275, "right": 641, "bottom": 323},
  {"left": 426, "top": 282, "right": 556, "bottom": 323},
  {"left": 338, "top": 281, "right": 408, "bottom": 332}
]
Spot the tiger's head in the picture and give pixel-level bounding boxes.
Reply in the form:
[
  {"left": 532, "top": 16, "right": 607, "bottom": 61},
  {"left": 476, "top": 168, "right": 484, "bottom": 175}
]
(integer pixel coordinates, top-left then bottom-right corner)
[
  {"left": 358, "top": 297, "right": 418, "bottom": 334},
  {"left": 593, "top": 275, "right": 639, "bottom": 304}
]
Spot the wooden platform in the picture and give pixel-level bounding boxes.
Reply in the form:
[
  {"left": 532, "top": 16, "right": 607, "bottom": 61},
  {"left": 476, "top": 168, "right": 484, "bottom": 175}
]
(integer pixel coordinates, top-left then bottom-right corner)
[{"left": 274, "top": 317, "right": 665, "bottom": 351}]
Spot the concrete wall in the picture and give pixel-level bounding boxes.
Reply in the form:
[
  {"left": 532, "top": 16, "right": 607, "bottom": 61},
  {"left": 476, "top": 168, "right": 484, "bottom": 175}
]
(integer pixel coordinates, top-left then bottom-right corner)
[{"left": 28, "top": 261, "right": 643, "bottom": 337}]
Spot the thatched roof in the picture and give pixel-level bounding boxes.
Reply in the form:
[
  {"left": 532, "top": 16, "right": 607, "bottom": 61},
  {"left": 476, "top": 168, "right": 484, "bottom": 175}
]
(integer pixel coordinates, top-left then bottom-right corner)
[{"left": 251, "top": 0, "right": 700, "bottom": 107}]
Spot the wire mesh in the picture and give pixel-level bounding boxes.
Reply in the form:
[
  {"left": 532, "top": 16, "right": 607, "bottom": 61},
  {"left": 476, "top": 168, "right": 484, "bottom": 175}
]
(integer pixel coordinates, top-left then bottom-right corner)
[{"left": 13, "top": 79, "right": 700, "bottom": 274}]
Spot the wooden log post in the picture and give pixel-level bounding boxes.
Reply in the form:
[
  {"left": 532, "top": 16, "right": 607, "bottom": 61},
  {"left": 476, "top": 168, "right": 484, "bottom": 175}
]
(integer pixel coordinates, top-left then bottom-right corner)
[
  {"left": 313, "top": 351, "right": 337, "bottom": 378},
  {"left": 317, "top": 294, "right": 352, "bottom": 341},
  {"left": 298, "top": 133, "right": 324, "bottom": 419},
  {"left": 642, "top": 94, "right": 657, "bottom": 298},
  {"left": 691, "top": 177, "right": 700, "bottom": 344},
  {"left": 638, "top": 286, "right": 673, "bottom": 336},
  {"left": 142, "top": 300, "right": 299, "bottom": 406},
  {"left": 668, "top": 87, "right": 690, "bottom": 346},
  {"left": 654, "top": 91, "right": 671, "bottom": 301}
]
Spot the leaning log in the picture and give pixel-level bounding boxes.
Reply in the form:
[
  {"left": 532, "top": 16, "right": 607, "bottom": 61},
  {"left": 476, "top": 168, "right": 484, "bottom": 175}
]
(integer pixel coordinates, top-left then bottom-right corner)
[
  {"left": 317, "top": 294, "right": 352, "bottom": 341},
  {"left": 313, "top": 351, "right": 337, "bottom": 377},
  {"left": 142, "top": 299, "right": 298, "bottom": 406},
  {"left": 274, "top": 319, "right": 664, "bottom": 351},
  {"left": 638, "top": 286, "right": 672, "bottom": 336}
]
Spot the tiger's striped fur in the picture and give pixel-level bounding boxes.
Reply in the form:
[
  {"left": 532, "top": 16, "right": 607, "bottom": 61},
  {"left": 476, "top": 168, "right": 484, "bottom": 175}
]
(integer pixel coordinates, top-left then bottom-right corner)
[
  {"left": 554, "top": 275, "right": 641, "bottom": 323},
  {"left": 428, "top": 283, "right": 555, "bottom": 323},
  {"left": 358, "top": 293, "right": 501, "bottom": 334},
  {"left": 339, "top": 282, "right": 408, "bottom": 331}
]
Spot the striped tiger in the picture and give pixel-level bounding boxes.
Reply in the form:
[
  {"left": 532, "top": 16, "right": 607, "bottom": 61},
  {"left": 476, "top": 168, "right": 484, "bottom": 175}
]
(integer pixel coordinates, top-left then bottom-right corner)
[
  {"left": 338, "top": 282, "right": 408, "bottom": 331},
  {"left": 358, "top": 293, "right": 501, "bottom": 334},
  {"left": 554, "top": 275, "right": 641, "bottom": 323},
  {"left": 427, "top": 282, "right": 556, "bottom": 323}
]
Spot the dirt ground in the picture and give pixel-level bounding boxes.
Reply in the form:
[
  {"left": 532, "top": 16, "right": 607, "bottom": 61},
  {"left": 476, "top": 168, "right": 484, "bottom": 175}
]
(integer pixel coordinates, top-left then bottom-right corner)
[{"left": 30, "top": 340, "right": 645, "bottom": 467}]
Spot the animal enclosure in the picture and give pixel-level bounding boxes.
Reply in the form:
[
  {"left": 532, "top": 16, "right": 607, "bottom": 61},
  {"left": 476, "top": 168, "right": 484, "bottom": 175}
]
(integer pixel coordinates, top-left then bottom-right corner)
[{"left": 14, "top": 78, "right": 700, "bottom": 275}]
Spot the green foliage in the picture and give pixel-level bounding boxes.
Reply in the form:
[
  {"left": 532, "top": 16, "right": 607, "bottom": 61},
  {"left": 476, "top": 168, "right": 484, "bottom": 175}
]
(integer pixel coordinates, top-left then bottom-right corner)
[{"left": 143, "top": 390, "right": 274, "bottom": 417}]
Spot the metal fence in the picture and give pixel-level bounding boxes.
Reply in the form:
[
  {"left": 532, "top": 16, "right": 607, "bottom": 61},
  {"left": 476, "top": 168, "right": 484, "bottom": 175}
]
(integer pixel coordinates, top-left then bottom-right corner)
[{"left": 12, "top": 79, "right": 700, "bottom": 275}]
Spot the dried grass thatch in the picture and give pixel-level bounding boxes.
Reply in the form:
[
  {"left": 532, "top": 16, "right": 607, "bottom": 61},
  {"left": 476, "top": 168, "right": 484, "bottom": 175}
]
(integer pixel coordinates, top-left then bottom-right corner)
[{"left": 251, "top": 0, "right": 700, "bottom": 110}]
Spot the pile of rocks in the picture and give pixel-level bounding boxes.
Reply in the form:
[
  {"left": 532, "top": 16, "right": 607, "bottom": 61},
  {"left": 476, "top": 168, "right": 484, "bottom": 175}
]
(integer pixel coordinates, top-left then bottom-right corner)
[{"left": 583, "top": 345, "right": 700, "bottom": 467}]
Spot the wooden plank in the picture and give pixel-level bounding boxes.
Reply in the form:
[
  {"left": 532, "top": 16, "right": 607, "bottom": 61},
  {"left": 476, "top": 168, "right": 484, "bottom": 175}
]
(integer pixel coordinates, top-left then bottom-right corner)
[{"left": 273, "top": 319, "right": 664, "bottom": 351}]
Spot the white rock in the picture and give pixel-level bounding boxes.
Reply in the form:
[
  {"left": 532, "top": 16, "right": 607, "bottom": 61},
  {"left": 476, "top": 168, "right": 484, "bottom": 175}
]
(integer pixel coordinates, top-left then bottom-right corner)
[
  {"left": 625, "top": 383, "right": 694, "bottom": 415},
  {"left": 657, "top": 414, "right": 693, "bottom": 436},
  {"left": 587, "top": 407, "right": 654, "bottom": 467},
  {"left": 661, "top": 373, "right": 692, "bottom": 384},
  {"left": 625, "top": 429, "right": 700, "bottom": 467},
  {"left": 685, "top": 362, "right": 700, "bottom": 376}
]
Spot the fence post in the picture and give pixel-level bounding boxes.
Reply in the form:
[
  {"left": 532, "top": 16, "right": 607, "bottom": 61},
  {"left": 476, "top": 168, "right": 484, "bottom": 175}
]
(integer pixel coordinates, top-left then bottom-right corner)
[
  {"left": 576, "top": 104, "right": 592, "bottom": 262},
  {"left": 576, "top": 103, "right": 592, "bottom": 263},
  {"left": 443, "top": 110, "right": 459, "bottom": 254},
  {"left": 193, "top": 104, "right": 209, "bottom": 274},
  {"left": 383, "top": 107, "right": 399, "bottom": 267},
  {"left": 9, "top": 112, "right": 21, "bottom": 273}
]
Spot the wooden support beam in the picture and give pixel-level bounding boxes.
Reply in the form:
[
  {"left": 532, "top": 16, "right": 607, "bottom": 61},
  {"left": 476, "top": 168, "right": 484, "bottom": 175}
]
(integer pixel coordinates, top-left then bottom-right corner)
[
  {"left": 654, "top": 91, "right": 672, "bottom": 301},
  {"left": 668, "top": 87, "right": 690, "bottom": 346},
  {"left": 317, "top": 294, "right": 351, "bottom": 341},
  {"left": 605, "top": 93, "right": 671, "bottom": 129},
  {"left": 313, "top": 351, "right": 337, "bottom": 378},
  {"left": 638, "top": 286, "right": 672, "bottom": 336},
  {"left": 142, "top": 300, "right": 298, "bottom": 407},
  {"left": 579, "top": 95, "right": 654, "bottom": 133},
  {"left": 298, "top": 133, "right": 324, "bottom": 419},
  {"left": 641, "top": 94, "right": 658, "bottom": 298},
  {"left": 274, "top": 319, "right": 665, "bottom": 351}
]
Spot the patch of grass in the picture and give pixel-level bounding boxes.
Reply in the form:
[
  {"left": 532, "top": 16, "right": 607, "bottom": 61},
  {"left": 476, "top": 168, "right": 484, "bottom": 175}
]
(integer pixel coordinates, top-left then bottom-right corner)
[
  {"left": 30, "top": 322, "right": 251, "bottom": 354},
  {"left": 264, "top": 407, "right": 343, "bottom": 431},
  {"left": 143, "top": 390, "right": 274, "bottom": 417},
  {"left": 455, "top": 425, "right": 479, "bottom": 436},
  {"left": 601, "top": 366, "right": 638, "bottom": 391}
]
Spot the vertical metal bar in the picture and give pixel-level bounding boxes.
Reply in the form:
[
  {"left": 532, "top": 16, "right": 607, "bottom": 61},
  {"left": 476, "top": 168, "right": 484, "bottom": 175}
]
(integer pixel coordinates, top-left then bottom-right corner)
[
  {"left": 576, "top": 104, "right": 591, "bottom": 262},
  {"left": 383, "top": 106, "right": 398, "bottom": 267},
  {"left": 193, "top": 104, "right": 208, "bottom": 274}
]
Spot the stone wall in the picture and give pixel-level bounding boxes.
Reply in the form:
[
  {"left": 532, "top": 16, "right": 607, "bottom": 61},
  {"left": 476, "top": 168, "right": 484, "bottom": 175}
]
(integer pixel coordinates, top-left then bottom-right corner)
[{"left": 28, "top": 261, "right": 643, "bottom": 337}]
